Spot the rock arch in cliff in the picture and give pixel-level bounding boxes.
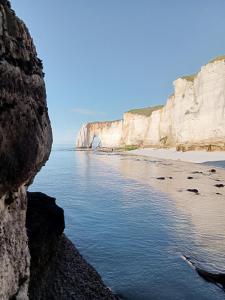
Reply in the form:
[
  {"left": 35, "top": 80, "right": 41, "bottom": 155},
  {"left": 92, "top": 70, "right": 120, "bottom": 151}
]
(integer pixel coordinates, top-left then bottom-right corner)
[{"left": 91, "top": 134, "right": 102, "bottom": 149}]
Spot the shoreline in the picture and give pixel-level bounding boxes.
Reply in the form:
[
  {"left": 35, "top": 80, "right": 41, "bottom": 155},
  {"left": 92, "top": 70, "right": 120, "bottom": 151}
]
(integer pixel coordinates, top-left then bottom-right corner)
[
  {"left": 129, "top": 148, "right": 225, "bottom": 164},
  {"left": 94, "top": 149, "right": 225, "bottom": 285},
  {"left": 76, "top": 147, "right": 225, "bottom": 164},
  {"left": 95, "top": 150, "right": 225, "bottom": 243}
]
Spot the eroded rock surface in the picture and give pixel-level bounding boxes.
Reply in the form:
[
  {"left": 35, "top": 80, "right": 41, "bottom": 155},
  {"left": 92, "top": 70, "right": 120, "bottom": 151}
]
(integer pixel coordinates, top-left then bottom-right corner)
[{"left": 0, "top": 1, "right": 52, "bottom": 299}]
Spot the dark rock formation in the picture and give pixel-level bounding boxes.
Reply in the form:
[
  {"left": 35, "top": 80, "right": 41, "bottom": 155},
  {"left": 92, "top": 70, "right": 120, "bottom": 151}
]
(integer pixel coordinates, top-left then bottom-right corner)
[
  {"left": 0, "top": 1, "right": 52, "bottom": 299},
  {"left": 182, "top": 255, "right": 225, "bottom": 289},
  {"left": 196, "top": 268, "right": 225, "bottom": 289},
  {"left": 26, "top": 192, "right": 65, "bottom": 298},
  {"left": 27, "top": 192, "right": 118, "bottom": 300},
  {"left": 215, "top": 184, "right": 224, "bottom": 188},
  {"left": 186, "top": 189, "right": 199, "bottom": 194}
]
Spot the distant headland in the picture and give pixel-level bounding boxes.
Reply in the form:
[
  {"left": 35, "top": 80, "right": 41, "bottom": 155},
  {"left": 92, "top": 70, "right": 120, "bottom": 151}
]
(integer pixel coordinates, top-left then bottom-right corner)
[{"left": 77, "top": 56, "right": 225, "bottom": 152}]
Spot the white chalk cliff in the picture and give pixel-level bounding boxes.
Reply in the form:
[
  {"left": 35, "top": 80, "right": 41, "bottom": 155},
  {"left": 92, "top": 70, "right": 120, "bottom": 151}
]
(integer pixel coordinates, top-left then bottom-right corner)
[
  {"left": 76, "top": 57, "right": 225, "bottom": 151},
  {"left": 76, "top": 120, "right": 123, "bottom": 148}
]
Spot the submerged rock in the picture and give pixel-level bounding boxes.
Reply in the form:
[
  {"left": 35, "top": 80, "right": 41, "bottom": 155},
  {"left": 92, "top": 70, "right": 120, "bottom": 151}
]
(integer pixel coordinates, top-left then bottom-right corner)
[
  {"left": 182, "top": 255, "right": 225, "bottom": 289},
  {"left": 196, "top": 268, "right": 225, "bottom": 288},
  {"left": 186, "top": 189, "right": 199, "bottom": 194}
]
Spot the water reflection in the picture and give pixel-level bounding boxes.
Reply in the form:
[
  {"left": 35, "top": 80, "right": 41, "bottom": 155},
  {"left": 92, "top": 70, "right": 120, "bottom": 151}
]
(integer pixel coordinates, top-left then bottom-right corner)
[
  {"left": 30, "top": 149, "right": 225, "bottom": 300},
  {"left": 96, "top": 153, "right": 225, "bottom": 273}
]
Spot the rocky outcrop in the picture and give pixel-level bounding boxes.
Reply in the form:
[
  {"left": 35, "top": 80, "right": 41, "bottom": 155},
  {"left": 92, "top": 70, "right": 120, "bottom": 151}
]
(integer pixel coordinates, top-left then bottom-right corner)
[
  {"left": 26, "top": 192, "right": 65, "bottom": 298},
  {"left": 0, "top": 1, "right": 52, "bottom": 299},
  {"left": 76, "top": 57, "right": 225, "bottom": 151},
  {"left": 27, "top": 192, "right": 118, "bottom": 300}
]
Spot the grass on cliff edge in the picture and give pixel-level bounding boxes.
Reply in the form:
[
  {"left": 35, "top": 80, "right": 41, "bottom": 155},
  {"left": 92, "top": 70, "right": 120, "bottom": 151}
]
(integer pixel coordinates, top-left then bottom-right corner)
[
  {"left": 181, "top": 74, "right": 197, "bottom": 81},
  {"left": 124, "top": 145, "right": 139, "bottom": 151},
  {"left": 127, "top": 105, "right": 163, "bottom": 117},
  {"left": 208, "top": 55, "right": 225, "bottom": 64},
  {"left": 181, "top": 55, "right": 225, "bottom": 82}
]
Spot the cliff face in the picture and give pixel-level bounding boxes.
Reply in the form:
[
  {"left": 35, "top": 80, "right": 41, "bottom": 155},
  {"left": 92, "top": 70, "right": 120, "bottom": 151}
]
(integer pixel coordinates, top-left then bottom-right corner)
[
  {"left": 76, "top": 58, "right": 225, "bottom": 151},
  {"left": 76, "top": 120, "right": 123, "bottom": 148},
  {"left": 0, "top": 1, "right": 52, "bottom": 299},
  {"left": 160, "top": 60, "right": 225, "bottom": 150},
  {"left": 122, "top": 112, "right": 152, "bottom": 146}
]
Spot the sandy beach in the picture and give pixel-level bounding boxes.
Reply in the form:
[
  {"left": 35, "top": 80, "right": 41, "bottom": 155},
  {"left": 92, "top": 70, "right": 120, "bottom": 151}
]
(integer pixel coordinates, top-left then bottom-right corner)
[
  {"left": 129, "top": 148, "right": 225, "bottom": 163},
  {"left": 95, "top": 150, "right": 225, "bottom": 271},
  {"left": 98, "top": 149, "right": 225, "bottom": 204}
]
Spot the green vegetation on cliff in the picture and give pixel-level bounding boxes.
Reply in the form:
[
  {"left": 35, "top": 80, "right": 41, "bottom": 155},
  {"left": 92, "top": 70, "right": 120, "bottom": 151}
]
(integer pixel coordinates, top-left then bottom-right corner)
[
  {"left": 127, "top": 105, "right": 163, "bottom": 117},
  {"left": 208, "top": 55, "right": 225, "bottom": 64},
  {"left": 180, "top": 55, "right": 225, "bottom": 82},
  {"left": 124, "top": 145, "right": 139, "bottom": 151},
  {"left": 181, "top": 74, "right": 197, "bottom": 82}
]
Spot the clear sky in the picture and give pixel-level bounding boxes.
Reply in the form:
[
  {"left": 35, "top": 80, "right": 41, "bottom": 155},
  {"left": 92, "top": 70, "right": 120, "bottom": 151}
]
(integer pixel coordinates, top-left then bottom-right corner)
[{"left": 12, "top": 0, "right": 225, "bottom": 144}]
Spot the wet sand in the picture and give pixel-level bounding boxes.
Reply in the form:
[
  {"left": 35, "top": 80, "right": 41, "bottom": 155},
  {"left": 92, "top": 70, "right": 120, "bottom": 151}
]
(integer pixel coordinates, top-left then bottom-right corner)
[
  {"left": 100, "top": 151, "right": 225, "bottom": 203},
  {"left": 96, "top": 151, "right": 225, "bottom": 272}
]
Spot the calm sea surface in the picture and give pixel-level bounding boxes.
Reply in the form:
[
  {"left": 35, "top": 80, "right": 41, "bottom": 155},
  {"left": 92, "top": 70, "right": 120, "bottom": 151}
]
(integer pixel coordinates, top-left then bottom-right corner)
[{"left": 30, "top": 145, "right": 225, "bottom": 300}]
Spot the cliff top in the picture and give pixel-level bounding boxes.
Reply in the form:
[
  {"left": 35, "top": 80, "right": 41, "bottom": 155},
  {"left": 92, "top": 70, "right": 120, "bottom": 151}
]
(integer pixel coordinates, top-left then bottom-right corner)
[
  {"left": 127, "top": 105, "right": 163, "bottom": 117},
  {"left": 88, "top": 119, "right": 122, "bottom": 125},
  {"left": 181, "top": 74, "right": 197, "bottom": 82},
  {"left": 180, "top": 55, "right": 225, "bottom": 82},
  {"left": 208, "top": 55, "right": 225, "bottom": 64}
]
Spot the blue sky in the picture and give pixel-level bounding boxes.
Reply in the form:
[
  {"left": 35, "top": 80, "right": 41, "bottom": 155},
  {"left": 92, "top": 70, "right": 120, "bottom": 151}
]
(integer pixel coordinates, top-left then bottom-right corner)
[{"left": 12, "top": 0, "right": 225, "bottom": 144}]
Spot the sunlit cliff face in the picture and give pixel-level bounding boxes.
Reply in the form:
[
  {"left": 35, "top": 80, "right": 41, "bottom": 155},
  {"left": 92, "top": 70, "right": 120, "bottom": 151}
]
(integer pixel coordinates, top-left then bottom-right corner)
[
  {"left": 77, "top": 58, "right": 225, "bottom": 151},
  {"left": 76, "top": 120, "right": 123, "bottom": 148}
]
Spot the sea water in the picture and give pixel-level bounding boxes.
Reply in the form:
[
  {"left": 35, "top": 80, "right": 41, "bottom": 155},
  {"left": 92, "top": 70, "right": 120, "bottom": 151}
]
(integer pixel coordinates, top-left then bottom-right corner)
[{"left": 29, "top": 145, "right": 225, "bottom": 300}]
